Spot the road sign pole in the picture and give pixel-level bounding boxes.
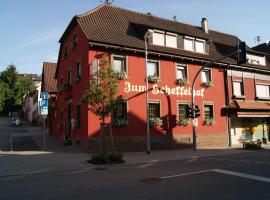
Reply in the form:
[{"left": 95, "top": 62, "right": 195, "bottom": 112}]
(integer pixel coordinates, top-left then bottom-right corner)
[{"left": 43, "top": 116, "right": 46, "bottom": 151}]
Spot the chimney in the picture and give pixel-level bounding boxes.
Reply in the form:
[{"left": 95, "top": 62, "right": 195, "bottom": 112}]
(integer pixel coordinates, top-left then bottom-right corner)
[{"left": 201, "top": 18, "right": 209, "bottom": 34}]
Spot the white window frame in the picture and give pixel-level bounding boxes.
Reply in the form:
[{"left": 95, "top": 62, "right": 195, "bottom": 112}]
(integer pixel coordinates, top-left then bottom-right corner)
[
  {"left": 152, "top": 30, "right": 165, "bottom": 46},
  {"left": 201, "top": 68, "right": 212, "bottom": 83},
  {"left": 165, "top": 32, "right": 177, "bottom": 48},
  {"left": 176, "top": 63, "right": 188, "bottom": 82},
  {"left": 112, "top": 55, "right": 128, "bottom": 74},
  {"left": 233, "top": 80, "right": 244, "bottom": 97},
  {"left": 147, "top": 60, "right": 160, "bottom": 77},
  {"left": 256, "top": 84, "right": 270, "bottom": 99}
]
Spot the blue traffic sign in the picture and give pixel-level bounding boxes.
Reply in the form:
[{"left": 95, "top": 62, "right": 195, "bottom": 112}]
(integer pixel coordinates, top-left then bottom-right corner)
[
  {"left": 41, "top": 100, "right": 48, "bottom": 109},
  {"left": 40, "top": 92, "right": 48, "bottom": 100}
]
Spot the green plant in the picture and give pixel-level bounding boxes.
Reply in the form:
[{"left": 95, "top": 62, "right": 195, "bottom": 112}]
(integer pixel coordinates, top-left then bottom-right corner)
[
  {"left": 148, "top": 75, "right": 160, "bottom": 83},
  {"left": 177, "top": 118, "right": 190, "bottom": 126},
  {"left": 149, "top": 117, "right": 162, "bottom": 126},
  {"left": 88, "top": 150, "right": 125, "bottom": 165},
  {"left": 201, "top": 81, "right": 212, "bottom": 88},
  {"left": 112, "top": 118, "right": 128, "bottom": 127},
  {"left": 176, "top": 78, "right": 187, "bottom": 85},
  {"left": 115, "top": 72, "right": 127, "bottom": 80},
  {"left": 203, "top": 117, "right": 214, "bottom": 125}
]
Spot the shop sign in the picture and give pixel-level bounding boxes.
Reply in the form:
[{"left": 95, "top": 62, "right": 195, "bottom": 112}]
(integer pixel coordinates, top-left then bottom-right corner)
[{"left": 124, "top": 81, "right": 205, "bottom": 98}]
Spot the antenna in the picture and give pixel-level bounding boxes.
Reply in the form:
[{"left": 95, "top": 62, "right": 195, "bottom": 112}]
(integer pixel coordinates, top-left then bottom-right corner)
[{"left": 254, "top": 35, "right": 261, "bottom": 45}]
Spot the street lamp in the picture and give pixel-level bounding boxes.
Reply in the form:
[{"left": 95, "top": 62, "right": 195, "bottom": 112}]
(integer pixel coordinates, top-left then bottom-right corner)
[{"left": 144, "top": 29, "right": 153, "bottom": 154}]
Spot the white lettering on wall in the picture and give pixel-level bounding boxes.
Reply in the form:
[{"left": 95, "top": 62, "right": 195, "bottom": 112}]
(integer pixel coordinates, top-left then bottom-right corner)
[{"left": 124, "top": 82, "right": 205, "bottom": 98}]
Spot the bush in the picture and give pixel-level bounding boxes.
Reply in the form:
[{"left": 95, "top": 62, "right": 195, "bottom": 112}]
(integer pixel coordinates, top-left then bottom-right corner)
[{"left": 88, "top": 151, "right": 125, "bottom": 165}]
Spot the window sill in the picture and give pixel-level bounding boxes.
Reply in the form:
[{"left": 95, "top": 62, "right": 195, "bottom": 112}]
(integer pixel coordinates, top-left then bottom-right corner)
[
  {"left": 256, "top": 97, "right": 270, "bottom": 101},
  {"left": 233, "top": 95, "right": 246, "bottom": 99}
]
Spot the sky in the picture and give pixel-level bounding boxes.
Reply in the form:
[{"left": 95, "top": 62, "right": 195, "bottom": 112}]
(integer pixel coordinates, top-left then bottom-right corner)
[{"left": 0, "top": 0, "right": 269, "bottom": 75}]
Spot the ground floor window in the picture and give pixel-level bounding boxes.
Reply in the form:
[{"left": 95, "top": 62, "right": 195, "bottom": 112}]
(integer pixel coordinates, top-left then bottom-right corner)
[
  {"left": 178, "top": 103, "right": 189, "bottom": 120},
  {"left": 148, "top": 102, "right": 160, "bottom": 118},
  {"left": 112, "top": 100, "right": 128, "bottom": 127}
]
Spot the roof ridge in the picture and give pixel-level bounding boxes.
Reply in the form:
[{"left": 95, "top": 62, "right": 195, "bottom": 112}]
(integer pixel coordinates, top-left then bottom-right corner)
[{"left": 77, "top": 3, "right": 107, "bottom": 18}]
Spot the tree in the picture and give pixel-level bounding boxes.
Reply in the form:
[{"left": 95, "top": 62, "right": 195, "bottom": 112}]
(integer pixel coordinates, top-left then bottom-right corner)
[
  {"left": 82, "top": 53, "right": 119, "bottom": 152},
  {"left": 0, "top": 81, "right": 6, "bottom": 112},
  {"left": 15, "top": 76, "right": 33, "bottom": 105}
]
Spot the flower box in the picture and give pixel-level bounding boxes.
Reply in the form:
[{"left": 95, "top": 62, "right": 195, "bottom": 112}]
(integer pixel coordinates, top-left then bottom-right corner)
[
  {"left": 112, "top": 118, "right": 128, "bottom": 127},
  {"left": 201, "top": 81, "right": 212, "bottom": 88},
  {"left": 148, "top": 75, "right": 160, "bottom": 83},
  {"left": 176, "top": 78, "right": 187, "bottom": 85},
  {"left": 177, "top": 118, "right": 190, "bottom": 126},
  {"left": 149, "top": 117, "right": 162, "bottom": 127},
  {"left": 115, "top": 72, "right": 127, "bottom": 80},
  {"left": 203, "top": 118, "right": 214, "bottom": 125}
]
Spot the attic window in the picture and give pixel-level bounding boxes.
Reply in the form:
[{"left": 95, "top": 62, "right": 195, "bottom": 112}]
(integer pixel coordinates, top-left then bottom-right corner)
[
  {"left": 184, "top": 37, "right": 206, "bottom": 53},
  {"left": 151, "top": 30, "right": 177, "bottom": 48},
  {"left": 153, "top": 31, "right": 165, "bottom": 46},
  {"left": 246, "top": 54, "right": 266, "bottom": 66}
]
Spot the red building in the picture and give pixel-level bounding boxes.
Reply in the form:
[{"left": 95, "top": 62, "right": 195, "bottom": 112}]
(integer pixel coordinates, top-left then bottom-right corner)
[
  {"left": 54, "top": 4, "right": 270, "bottom": 151},
  {"left": 41, "top": 62, "right": 58, "bottom": 136}
]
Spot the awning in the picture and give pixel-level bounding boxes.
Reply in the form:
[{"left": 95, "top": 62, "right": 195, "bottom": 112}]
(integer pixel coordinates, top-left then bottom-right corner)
[{"left": 235, "top": 101, "right": 270, "bottom": 110}]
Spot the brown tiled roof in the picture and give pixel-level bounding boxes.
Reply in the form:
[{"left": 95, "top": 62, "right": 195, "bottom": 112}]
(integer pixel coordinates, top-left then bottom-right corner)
[
  {"left": 252, "top": 43, "right": 270, "bottom": 55},
  {"left": 60, "top": 4, "right": 270, "bottom": 71},
  {"left": 42, "top": 62, "right": 57, "bottom": 93}
]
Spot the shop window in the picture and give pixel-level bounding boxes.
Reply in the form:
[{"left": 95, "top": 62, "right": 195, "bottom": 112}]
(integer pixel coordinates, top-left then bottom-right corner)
[
  {"left": 76, "top": 61, "right": 81, "bottom": 82},
  {"left": 147, "top": 61, "right": 159, "bottom": 77},
  {"left": 176, "top": 64, "right": 187, "bottom": 82},
  {"left": 233, "top": 81, "right": 244, "bottom": 97},
  {"left": 113, "top": 56, "right": 127, "bottom": 73},
  {"left": 178, "top": 103, "right": 189, "bottom": 119},
  {"left": 256, "top": 84, "right": 270, "bottom": 99},
  {"left": 204, "top": 104, "right": 214, "bottom": 120},
  {"left": 201, "top": 69, "right": 212, "bottom": 83},
  {"left": 76, "top": 104, "right": 81, "bottom": 128},
  {"left": 148, "top": 102, "right": 161, "bottom": 118}
]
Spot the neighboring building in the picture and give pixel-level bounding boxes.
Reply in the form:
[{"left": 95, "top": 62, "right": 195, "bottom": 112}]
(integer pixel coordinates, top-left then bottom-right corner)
[
  {"left": 54, "top": 4, "right": 270, "bottom": 151},
  {"left": 22, "top": 74, "right": 42, "bottom": 124},
  {"left": 252, "top": 41, "right": 270, "bottom": 55},
  {"left": 41, "top": 62, "right": 58, "bottom": 135}
]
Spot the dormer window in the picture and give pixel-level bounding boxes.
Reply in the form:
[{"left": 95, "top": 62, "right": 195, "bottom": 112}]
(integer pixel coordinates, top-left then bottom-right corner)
[
  {"left": 165, "top": 33, "right": 177, "bottom": 48},
  {"left": 151, "top": 30, "right": 177, "bottom": 48},
  {"left": 153, "top": 30, "right": 165, "bottom": 46},
  {"left": 184, "top": 37, "right": 206, "bottom": 53},
  {"left": 246, "top": 54, "right": 266, "bottom": 66}
]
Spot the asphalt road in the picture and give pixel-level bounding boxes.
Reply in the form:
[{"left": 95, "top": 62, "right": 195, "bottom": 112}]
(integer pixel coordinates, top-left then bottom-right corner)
[{"left": 1, "top": 150, "right": 270, "bottom": 200}]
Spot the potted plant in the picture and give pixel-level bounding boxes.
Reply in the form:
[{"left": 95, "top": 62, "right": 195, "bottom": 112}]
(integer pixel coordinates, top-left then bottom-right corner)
[
  {"left": 176, "top": 78, "right": 187, "bottom": 85},
  {"left": 148, "top": 75, "right": 160, "bottom": 83},
  {"left": 177, "top": 118, "right": 190, "bottom": 126},
  {"left": 149, "top": 117, "right": 162, "bottom": 127},
  {"left": 203, "top": 117, "right": 214, "bottom": 125},
  {"left": 115, "top": 72, "right": 127, "bottom": 80},
  {"left": 201, "top": 81, "right": 212, "bottom": 88}
]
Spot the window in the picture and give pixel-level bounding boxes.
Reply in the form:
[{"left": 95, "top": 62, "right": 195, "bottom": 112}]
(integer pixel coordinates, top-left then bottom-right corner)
[
  {"left": 184, "top": 38, "right": 194, "bottom": 51},
  {"left": 256, "top": 84, "right": 270, "bottom": 98},
  {"left": 184, "top": 37, "right": 206, "bottom": 53},
  {"left": 148, "top": 102, "right": 160, "bottom": 118},
  {"left": 113, "top": 56, "right": 127, "bottom": 73},
  {"left": 233, "top": 81, "right": 244, "bottom": 97},
  {"left": 178, "top": 103, "right": 189, "bottom": 119},
  {"left": 204, "top": 104, "right": 214, "bottom": 120},
  {"left": 176, "top": 64, "right": 187, "bottom": 81},
  {"left": 147, "top": 61, "right": 159, "bottom": 77},
  {"left": 64, "top": 47, "right": 68, "bottom": 59},
  {"left": 247, "top": 54, "right": 266, "bottom": 66},
  {"left": 153, "top": 31, "right": 165, "bottom": 46},
  {"left": 165, "top": 33, "right": 177, "bottom": 48},
  {"left": 195, "top": 40, "right": 205, "bottom": 53},
  {"left": 76, "top": 104, "right": 81, "bottom": 128},
  {"left": 112, "top": 101, "right": 127, "bottom": 120},
  {"left": 72, "top": 34, "right": 77, "bottom": 49},
  {"left": 201, "top": 69, "right": 211, "bottom": 83},
  {"left": 68, "top": 70, "right": 72, "bottom": 85},
  {"left": 76, "top": 61, "right": 81, "bottom": 81}
]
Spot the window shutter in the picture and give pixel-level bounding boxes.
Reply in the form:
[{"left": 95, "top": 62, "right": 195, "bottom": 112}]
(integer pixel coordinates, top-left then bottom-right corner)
[{"left": 177, "top": 35, "right": 184, "bottom": 49}]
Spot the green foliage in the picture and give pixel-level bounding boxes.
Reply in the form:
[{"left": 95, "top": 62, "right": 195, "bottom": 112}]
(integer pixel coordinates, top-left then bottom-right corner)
[
  {"left": 88, "top": 150, "right": 125, "bottom": 165},
  {"left": 82, "top": 53, "right": 119, "bottom": 118},
  {"left": 0, "top": 64, "right": 33, "bottom": 113}
]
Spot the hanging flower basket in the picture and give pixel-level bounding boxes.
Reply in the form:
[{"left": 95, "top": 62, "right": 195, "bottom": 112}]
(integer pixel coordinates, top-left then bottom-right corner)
[
  {"left": 148, "top": 75, "right": 160, "bottom": 83},
  {"left": 177, "top": 118, "right": 190, "bottom": 126},
  {"left": 176, "top": 78, "right": 187, "bottom": 85},
  {"left": 115, "top": 72, "right": 127, "bottom": 80},
  {"left": 149, "top": 117, "right": 162, "bottom": 126},
  {"left": 201, "top": 81, "right": 212, "bottom": 88},
  {"left": 203, "top": 118, "right": 214, "bottom": 125}
]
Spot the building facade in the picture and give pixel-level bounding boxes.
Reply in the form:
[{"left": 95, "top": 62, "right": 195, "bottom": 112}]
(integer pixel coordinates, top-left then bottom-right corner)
[{"left": 53, "top": 4, "right": 270, "bottom": 151}]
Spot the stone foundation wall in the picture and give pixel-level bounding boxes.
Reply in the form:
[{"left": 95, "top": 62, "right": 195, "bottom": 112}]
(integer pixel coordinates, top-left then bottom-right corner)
[{"left": 84, "top": 134, "right": 228, "bottom": 152}]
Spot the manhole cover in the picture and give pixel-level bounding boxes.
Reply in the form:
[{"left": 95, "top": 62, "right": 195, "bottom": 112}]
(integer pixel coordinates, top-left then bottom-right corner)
[{"left": 141, "top": 177, "right": 163, "bottom": 184}]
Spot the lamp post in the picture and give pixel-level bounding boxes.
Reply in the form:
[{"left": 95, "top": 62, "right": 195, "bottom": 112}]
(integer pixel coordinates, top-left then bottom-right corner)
[{"left": 144, "top": 30, "right": 153, "bottom": 154}]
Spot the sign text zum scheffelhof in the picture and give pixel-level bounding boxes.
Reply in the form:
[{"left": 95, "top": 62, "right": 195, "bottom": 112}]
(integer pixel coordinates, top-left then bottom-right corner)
[{"left": 123, "top": 81, "right": 205, "bottom": 98}]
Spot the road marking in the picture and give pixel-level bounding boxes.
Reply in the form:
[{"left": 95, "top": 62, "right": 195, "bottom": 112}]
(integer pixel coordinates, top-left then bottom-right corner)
[
  {"left": 213, "top": 169, "right": 270, "bottom": 183},
  {"left": 138, "top": 160, "right": 159, "bottom": 168},
  {"left": 160, "top": 169, "right": 211, "bottom": 179}
]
